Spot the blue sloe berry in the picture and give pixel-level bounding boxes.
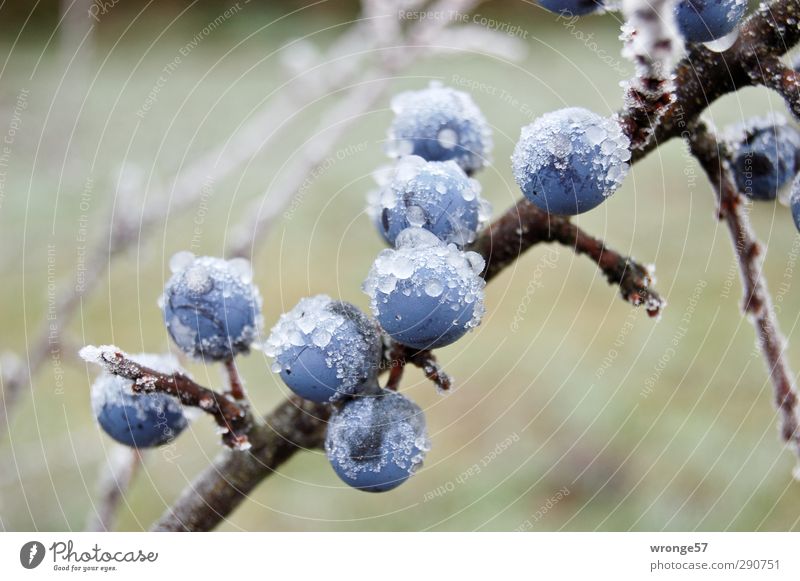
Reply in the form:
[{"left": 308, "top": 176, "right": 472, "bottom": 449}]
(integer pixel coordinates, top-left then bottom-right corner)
[
  {"left": 91, "top": 353, "right": 188, "bottom": 448},
  {"left": 368, "top": 155, "right": 491, "bottom": 247},
  {"left": 537, "top": 0, "right": 604, "bottom": 16},
  {"left": 265, "top": 295, "right": 383, "bottom": 403},
  {"left": 386, "top": 81, "right": 492, "bottom": 174},
  {"left": 674, "top": 0, "right": 747, "bottom": 44},
  {"left": 161, "top": 252, "right": 262, "bottom": 361},
  {"left": 363, "top": 228, "right": 485, "bottom": 350},
  {"left": 512, "top": 107, "right": 631, "bottom": 215},
  {"left": 325, "top": 388, "right": 430, "bottom": 492},
  {"left": 729, "top": 117, "right": 800, "bottom": 200}
]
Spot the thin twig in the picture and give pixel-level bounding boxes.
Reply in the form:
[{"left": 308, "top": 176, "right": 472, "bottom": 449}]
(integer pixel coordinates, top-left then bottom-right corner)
[
  {"left": 79, "top": 346, "right": 251, "bottom": 450},
  {"left": 688, "top": 121, "right": 800, "bottom": 469},
  {"left": 751, "top": 56, "right": 800, "bottom": 121},
  {"left": 470, "top": 199, "right": 664, "bottom": 316},
  {"left": 223, "top": 358, "right": 247, "bottom": 401}
]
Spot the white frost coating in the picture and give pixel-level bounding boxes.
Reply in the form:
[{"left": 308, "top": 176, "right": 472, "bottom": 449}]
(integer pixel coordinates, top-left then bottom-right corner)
[
  {"left": 90, "top": 352, "right": 187, "bottom": 423},
  {"left": 363, "top": 228, "right": 486, "bottom": 331},
  {"left": 324, "top": 390, "right": 430, "bottom": 480},
  {"left": 621, "top": 0, "right": 682, "bottom": 73},
  {"left": 264, "top": 295, "right": 381, "bottom": 391},
  {"left": 366, "top": 155, "right": 490, "bottom": 247},
  {"left": 386, "top": 81, "right": 493, "bottom": 173},
  {"left": 161, "top": 254, "right": 263, "bottom": 357},
  {"left": 169, "top": 251, "right": 196, "bottom": 274},
  {"left": 512, "top": 108, "right": 631, "bottom": 200}
]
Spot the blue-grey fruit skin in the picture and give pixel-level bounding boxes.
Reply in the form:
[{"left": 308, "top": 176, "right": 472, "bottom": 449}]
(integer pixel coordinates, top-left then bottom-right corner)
[
  {"left": 377, "top": 160, "right": 482, "bottom": 248},
  {"left": 375, "top": 268, "right": 476, "bottom": 351},
  {"left": 162, "top": 257, "right": 260, "bottom": 361},
  {"left": 538, "top": 0, "right": 603, "bottom": 16},
  {"left": 732, "top": 125, "right": 800, "bottom": 201},
  {"left": 325, "top": 390, "right": 429, "bottom": 493},
  {"left": 675, "top": 0, "right": 746, "bottom": 43},
  {"left": 791, "top": 174, "right": 800, "bottom": 233},
  {"left": 387, "top": 84, "right": 491, "bottom": 174},
  {"left": 512, "top": 108, "right": 630, "bottom": 216},
  {"left": 93, "top": 375, "right": 187, "bottom": 448},
  {"left": 274, "top": 302, "right": 382, "bottom": 404}
]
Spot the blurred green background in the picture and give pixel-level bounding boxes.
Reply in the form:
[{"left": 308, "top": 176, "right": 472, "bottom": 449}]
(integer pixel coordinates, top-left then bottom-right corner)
[{"left": 2, "top": 0, "right": 800, "bottom": 532}]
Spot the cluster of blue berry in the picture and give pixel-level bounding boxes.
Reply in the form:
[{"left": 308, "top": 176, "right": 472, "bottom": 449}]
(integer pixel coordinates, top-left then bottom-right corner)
[
  {"left": 538, "top": 0, "right": 747, "bottom": 44},
  {"left": 90, "top": 76, "right": 640, "bottom": 491}
]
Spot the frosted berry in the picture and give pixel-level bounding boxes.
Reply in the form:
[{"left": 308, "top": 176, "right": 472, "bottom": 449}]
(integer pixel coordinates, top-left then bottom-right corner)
[
  {"left": 363, "top": 228, "right": 485, "bottom": 350},
  {"left": 264, "top": 295, "right": 383, "bottom": 403},
  {"left": 368, "top": 156, "right": 491, "bottom": 247},
  {"left": 161, "top": 252, "right": 262, "bottom": 361},
  {"left": 386, "top": 82, "right": 492, "bottom": 174},
  {"left": 675, "top": 0, "right": 747, "bottom": 44},
  {"left": 730, "top": 118, "right": 800, "bottom": 201},
  {"left": 512, "top": 107, "right": 630, "bottom": 215},
  {"left": 325, "top": 389, "right": 430, "bottom": 492},
  {"left": 537, "top": 0, "right": 604, "bottom": 16}
]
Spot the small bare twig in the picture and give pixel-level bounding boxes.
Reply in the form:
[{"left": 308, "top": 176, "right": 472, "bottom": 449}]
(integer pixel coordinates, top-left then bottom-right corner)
[
  {"left": 688, "top": 122, "right": 800, "bottom": 468},
  {"left": 85, "top": 447, "right": 143, "bottom": 532},
  {"left": 152, "top": 397, "right": 329, "bottom": 532},
  {"left": 79, "top": 346, "right": 251, "bottom": 450},
  {"left": 750, "top": 56, "right": 800, "bottom": 121},
  {"left": 223, "top": 359, "right": 247, "bottom": 401},
  {"left": 408, "top": 350, "right": 453, "bottom": 393},
  {"left": 470, "top": 199, "right": 664, "bottom": 316}
]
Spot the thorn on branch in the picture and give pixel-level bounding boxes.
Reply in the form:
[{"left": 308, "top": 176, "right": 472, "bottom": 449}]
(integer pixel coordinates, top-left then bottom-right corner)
[{"left": 79, "top": 345, "right": 252, "bottom": 450}]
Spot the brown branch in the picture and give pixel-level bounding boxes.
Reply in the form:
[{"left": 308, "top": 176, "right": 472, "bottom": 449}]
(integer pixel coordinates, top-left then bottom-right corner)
[
  {"left": 408, "top": 350, "right": 453, "bottom": 393},
  {"left": 79, "top": 346, "right": 251, "bottom": 450},
  {"left": 152, "top": 397, "right": 329, "bottom": 532},
  {"left": 630, "top": 0, "right": 800, "bottom": 161},
  {"left": 470, "top": 199, "right": 664, "bottom": 317},
  {"left": 751, "top": 56, "right": 800, "bottom": 121},
  {"left": 618, "top": 0, "right": 681, "bottom": 148},
  {"left": 688, "top": 122, "right": 800, "bottom": 463},
  {"left": 223, "top": 358, "right": 247, "bottom": 401}
]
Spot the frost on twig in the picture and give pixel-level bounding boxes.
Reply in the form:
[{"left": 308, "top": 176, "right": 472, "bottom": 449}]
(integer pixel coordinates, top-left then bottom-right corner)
[
  {"left": 688, "top": 122, "right": 800, "bottom": 476},
  {"left": 619, "top": 0, "right": 682, "bottom": 149},
  {"left": 79, "top": 345, "right": 251, "bottom": 450},
  {"left": 470, "top": 198, "right": 665, "bottom": 317}
]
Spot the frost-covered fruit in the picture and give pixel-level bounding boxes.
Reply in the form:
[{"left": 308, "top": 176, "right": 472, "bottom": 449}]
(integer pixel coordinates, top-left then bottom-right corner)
[
  {"left": 325, "top": 389, "right": 430, "bottom": 492},
  {"left": 731, "top": 121, "right": 800, "bottom": 201},
  {"left": 264, "top": 295, "right": 383, "bottom": 403},
  {"left": 537, "top": 0, "right": 604, "bottom": 16},
  {"left": 91, "top": 353, "right": 188, "bottom": 448},
  {"left": 161, "top": 252, "right": 262, "bottom": 361},
  {"left": 512, "top": 107, "right": 630, "bottom": 215},
  {"left": 674, "top": 0, "right": 747, "bottom": 43},
  {"left": 386, "top": 82, "right": 492, "bottom": 174},
  {"left": 790, "top": 174, "right": 800, "bottom": 233},
  {"left": 363, "top": 228, "right": 485, "bottom": 350},
  {"left": 368, "top": 156, "right": 491, "bottom": 247}
]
